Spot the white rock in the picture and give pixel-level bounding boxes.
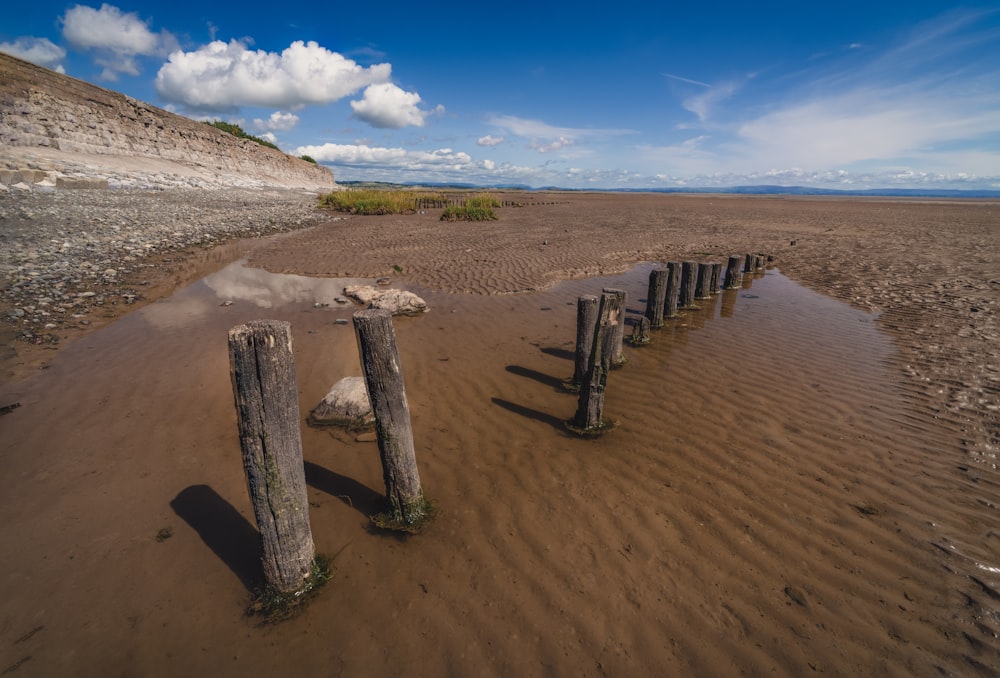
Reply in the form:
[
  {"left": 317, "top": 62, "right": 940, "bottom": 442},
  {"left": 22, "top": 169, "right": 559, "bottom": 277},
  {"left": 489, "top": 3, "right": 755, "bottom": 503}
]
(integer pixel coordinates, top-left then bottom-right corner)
[
  {"left": 343, "top": 285, "right": 428, "bottom": 316},
  {"left": 308, "top": 376, "right": 374, "bottom": 429}
]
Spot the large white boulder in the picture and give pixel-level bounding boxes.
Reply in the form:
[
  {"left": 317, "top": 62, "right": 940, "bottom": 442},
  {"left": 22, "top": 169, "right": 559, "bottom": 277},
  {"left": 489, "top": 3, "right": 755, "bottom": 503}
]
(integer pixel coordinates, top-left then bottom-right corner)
[
  {"left": 307, "top": 376, "right": 374, "bottom": 429},
  {"left": 344, "top": 285, "right": 428, "bottom": 316}
]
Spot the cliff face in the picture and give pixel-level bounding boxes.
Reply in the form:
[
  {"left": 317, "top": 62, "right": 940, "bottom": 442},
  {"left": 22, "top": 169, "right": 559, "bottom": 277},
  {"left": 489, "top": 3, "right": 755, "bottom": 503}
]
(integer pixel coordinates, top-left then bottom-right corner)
[{"left": 0, "top": 53, "right": 335, "bottom": 191}]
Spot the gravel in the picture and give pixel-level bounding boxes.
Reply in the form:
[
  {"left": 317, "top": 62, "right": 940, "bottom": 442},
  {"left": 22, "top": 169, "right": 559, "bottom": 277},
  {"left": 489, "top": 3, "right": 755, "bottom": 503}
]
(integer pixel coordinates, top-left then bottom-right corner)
[{"left": 0, "top": 187, "right": 330, "bottom": 344}]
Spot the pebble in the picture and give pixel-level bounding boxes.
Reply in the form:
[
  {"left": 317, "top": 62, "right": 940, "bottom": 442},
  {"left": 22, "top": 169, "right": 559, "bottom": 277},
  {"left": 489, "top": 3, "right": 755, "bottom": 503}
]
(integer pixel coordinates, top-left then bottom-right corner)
[{"left": 1, "top": 188, "right": 329, "bottom": 340}]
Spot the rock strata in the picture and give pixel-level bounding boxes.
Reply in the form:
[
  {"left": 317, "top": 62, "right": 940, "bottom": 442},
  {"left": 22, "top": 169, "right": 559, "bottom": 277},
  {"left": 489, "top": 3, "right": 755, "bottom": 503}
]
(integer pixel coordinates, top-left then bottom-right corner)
[{"left": 0, "top": 53, "right": 335, "bottom": 192}]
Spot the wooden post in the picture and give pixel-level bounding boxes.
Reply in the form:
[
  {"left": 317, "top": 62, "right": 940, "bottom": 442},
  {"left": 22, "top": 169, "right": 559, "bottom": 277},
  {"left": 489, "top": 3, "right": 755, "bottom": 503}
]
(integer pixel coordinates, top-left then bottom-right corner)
[
  {"left": 710, "top": 262, "right": 722, "bottom": 294},
  {"left": 228, "top": 320, "right": 315, "bottom": 596},
  {"left": 744, "top": 253, "right": 754, "bottom": 273},
  {"left": 695, "top": 262, "right": 712, "bottom": 299},
  {"left": 571, "top": 291, "right": 622, "bottom": 433},
  {"left": 724, "top": 255, "right": 743, "bottom": 289},
  {"left": 572, "top": 294, "right": 599, "bottom": 388},
  {"left": 644, "top": 268, "right": 668, "bottom": 328},
  {"left": 602, "top": 287, "right": 627, "bottom": 367},
  {"left": 679, "top": 261, "right": 697, "bottom": 308},
  {"left": 630, "top": 316, "right": 651, "bottom": 345},
  {"left": 664, "top": 261, "right": 681, "bottom": 318},
  {"left": 353, "top": 309, "right": 429, "bottom": 531}
]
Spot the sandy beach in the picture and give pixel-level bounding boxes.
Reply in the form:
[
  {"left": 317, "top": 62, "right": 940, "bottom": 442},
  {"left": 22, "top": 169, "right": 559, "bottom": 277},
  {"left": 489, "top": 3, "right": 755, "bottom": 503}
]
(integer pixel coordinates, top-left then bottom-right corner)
[{"left": 1, "top": 191, "right": 998, "bottom": 675}]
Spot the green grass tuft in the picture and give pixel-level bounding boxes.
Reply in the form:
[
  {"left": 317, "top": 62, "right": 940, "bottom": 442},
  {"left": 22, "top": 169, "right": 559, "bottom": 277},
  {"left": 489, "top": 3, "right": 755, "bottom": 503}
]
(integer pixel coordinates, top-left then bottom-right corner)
[{"left": 247, "top": 554, "right": 333, "bottom": 622}]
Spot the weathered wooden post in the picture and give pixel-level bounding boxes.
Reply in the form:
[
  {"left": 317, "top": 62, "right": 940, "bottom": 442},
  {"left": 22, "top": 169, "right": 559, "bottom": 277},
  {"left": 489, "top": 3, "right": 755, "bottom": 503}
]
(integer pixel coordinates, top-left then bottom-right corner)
[
  {"left": 724, "top": 255, "right": 743, "bottom": 289},
  {"left": 644, "top": 268, "right": 668, "bottom": 328},
  {"left": 571, "top": 294, "right": 600, "bottom": 389},
  {"left": 353, "top": 308, "right": 430, "bottom": 531},
  {"left": 602, "top": 287, "right": 627, "bottom": 367},
  {"left": 744, "top": 253, "right": 754, "bottom": 273},
  {"left": 664, "top": 261, "right": 681, "bottom": 318},
  {"left": 571, "top": 290, "right": 622, "bottom": 434},
  {"left": 630, "top": 316, "right": 651, "bottom": 345},
  {"left": 695, "top": 262, "right": 712, "bottom": 299},
  {"left": 679, "top": 261, "right": 697, "bottom": 308},
  {"left": 710, "top": 262, "right": 722, "bottom": 294},
  {"left": 228, "top": 320, "right": 316, "bottom": 597}
]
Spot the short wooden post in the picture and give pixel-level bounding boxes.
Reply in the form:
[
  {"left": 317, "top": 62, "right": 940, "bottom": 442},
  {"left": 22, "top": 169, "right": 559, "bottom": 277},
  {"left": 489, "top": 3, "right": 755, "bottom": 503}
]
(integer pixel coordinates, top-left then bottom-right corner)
[
  {"left": 571, "top": 291, "right": 621, "bottom": 433},
  {"left": 679, "top": 261, "right": 697, "bottom": 308},
  {"left": 572, "top": 294, "right": 599, "bottom": 388},
  {"left": 695, "top": 262, "right": 712, "bottom": 299},
  {"left": 630, "top": 316, "right": 651, "bottom": 345},
  {"left": 724, "top": 255, "right": 743, "bottom": 289},
  {"left": 644, "top": 268, "right": 668, "bottom": 328},
  {"left": 353, "top": 309, "right": 429, "bottom": 531},
  {"left": 755, "top": 254, "right": 766, "bottom": 271},
  {"left": 664, "top": 261, "right": 681, "bottom": 318},
  {"left": 228, "top": 320, "right": 316, "bottom": 596},
  {"left": 602, "top": 287, "right": 627, "bottom": 367},
  {"left": 710, "top": 262, "right": 722, "bottom": 294},
  {"left": 744, "top": 253, "right": 754, "bottom": 273}
]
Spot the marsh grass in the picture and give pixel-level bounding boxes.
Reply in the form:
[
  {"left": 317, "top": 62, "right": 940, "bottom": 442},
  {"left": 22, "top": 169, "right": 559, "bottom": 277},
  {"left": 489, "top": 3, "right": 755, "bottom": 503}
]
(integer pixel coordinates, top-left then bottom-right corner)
[
  {"left": 320, "top": 190, "right": 500, "bottom": 220},
  {"left": 440, "top": 194, "right": 500, "bottom": 221},
  {"left": 320, "top": 189, "right": 445, "bottom": 215}
]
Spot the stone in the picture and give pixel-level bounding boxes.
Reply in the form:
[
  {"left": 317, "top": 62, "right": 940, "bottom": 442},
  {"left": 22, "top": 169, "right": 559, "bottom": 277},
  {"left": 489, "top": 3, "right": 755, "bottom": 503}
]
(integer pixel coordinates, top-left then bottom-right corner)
[
  {"left": 343, "top": 285, "right": 428, "bottom": 316},
  {"left": 307, "top": 376, "right": 374, "bottom": 429}
]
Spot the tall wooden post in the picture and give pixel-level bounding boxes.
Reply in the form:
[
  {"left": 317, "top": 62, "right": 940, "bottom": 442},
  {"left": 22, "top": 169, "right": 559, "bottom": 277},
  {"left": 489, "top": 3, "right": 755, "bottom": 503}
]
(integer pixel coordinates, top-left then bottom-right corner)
[
  {"left": 664, "top": 261, "right": 681, "bottom": 318},
  {"left": 602, "top": 287, "right": 627, "bottom": 367},
  {"left": 572, "top": 294, "right": 599, "bottom": 388},
  {"left": 353, "top": 309, "right": 429, "bottom": 531},
  {"left": 710, "top": 262, "right": 722, "bottom": 294},
  {"left": 572, "top": 290, "right": 622, "bottom": 433},
  {"left": 228, "top": 320, "right": 315, "bottom": 596},
  {"left": 679, "top": 261, "right": 697, "bottom": 308},
  {"left": 724, "top": 255, "right": 743, "bottom": 289},
  {"left": 695, "top": 262, "right": 712, "bottom": 299},
  {"left": 644, "top": 268, "right": 668, "bottom": 328}
]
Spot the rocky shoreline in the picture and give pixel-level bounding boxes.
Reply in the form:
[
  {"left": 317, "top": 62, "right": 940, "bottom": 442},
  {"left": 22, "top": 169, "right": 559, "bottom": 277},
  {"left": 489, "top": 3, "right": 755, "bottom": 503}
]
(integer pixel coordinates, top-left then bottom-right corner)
[{"left": 0, "top": 187, "right": 330, "bottom": 348}]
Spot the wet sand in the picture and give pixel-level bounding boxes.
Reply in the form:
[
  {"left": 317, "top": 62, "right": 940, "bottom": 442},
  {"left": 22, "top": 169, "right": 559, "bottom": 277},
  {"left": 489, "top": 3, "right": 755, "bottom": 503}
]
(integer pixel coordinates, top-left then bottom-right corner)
[{"left": 1, "top": 192, "right": 998, "bottom": 675}]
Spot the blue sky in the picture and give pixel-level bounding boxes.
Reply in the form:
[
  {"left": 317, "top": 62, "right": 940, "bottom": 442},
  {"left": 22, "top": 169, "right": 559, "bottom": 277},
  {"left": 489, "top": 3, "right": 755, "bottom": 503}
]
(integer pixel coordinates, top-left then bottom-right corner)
[{"left": 3, "top": 2, "right": 999, "bottom": 189}]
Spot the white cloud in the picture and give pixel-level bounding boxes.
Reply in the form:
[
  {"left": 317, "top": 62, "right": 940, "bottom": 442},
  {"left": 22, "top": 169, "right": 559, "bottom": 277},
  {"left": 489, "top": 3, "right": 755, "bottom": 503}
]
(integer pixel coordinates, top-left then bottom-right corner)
[
  {"left": 61, "top": 3, "right": 175, "bottom": 79},
  {"left": 531, "top": 136, "right": 574, "bottom": 153},
  {"left": 349, "top": 83, "right": 440, "bottom": 129},
  {"left": 252, "top": 111, "right": 300, "bottom": 132},
  {"left": 155, "top": 40, "right": 391, "bottom": 111},
  {"left": 682, "top": 81, "right": 739, "bottom": 121},
  {"left": 294, "top": 143, "right": 476, "bottom": 171},
  {"left": 477, "top": 135, "right": 504, "bottom": 147},
  {"left": 733, "top": 86, "right": 1000, "bottom": 171},
  {"left": 0, "top": 37, "right": 66, "bottom": 73},
  {"left": 488, "top": 115, "right": 633, "bottom": 155}
]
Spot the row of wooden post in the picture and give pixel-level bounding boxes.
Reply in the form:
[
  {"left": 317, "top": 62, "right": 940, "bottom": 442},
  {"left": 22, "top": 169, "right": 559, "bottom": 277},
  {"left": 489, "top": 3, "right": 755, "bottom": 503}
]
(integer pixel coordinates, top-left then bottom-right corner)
[
  {"left": 227, "top": 309, "right": 426, "bottom": 598},
  {"left": 570, "top": 252, "right": 769, "bottom": 434}
]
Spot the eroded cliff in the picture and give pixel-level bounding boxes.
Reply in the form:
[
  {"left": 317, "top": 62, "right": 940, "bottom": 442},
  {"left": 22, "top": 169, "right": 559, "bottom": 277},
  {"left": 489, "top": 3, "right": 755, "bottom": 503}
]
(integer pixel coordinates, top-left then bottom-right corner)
[{"left": 0, "top": 53, "right": 335, "bottom": 191}]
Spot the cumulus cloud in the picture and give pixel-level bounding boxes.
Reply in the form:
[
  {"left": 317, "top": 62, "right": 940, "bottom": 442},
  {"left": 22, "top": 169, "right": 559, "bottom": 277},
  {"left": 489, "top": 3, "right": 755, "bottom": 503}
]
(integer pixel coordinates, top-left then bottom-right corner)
[
  {"left": 349, "top": 83, "right": 441, "bottom": 129},
  {"left": 155, "top": 40, "right": 391, "bottom": 111},
  {"left": 0, "top": 37, "right": 66, "bottom": 73},
  {"left": 61, "top": 3, "right": 175, "bottom": 79},
  {"left": 293, "top": 143, "right": 477, "bottom": 170},
  {"left": 252, "top": 111, "right": 300, "bottom": 132},
  {"left": 477, "top": 135, "right": 504, "bottom": 147},
  {"left": 531, "top": 136, "right": 574, "bottom": 153}
]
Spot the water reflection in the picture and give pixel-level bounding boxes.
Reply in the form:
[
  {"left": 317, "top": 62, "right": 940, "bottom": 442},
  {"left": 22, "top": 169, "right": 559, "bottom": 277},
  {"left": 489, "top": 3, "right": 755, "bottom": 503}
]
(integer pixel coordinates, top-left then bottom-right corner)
[{"left": 145, "top": 259, "right": 375, "bottom": 330}]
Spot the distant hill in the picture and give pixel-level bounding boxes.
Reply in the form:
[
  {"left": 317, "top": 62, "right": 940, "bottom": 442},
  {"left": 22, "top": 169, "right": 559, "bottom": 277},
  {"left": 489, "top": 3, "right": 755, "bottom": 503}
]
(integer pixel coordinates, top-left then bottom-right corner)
[{"left": 0, "top": 52, "right": 335, "bottom": 191}]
